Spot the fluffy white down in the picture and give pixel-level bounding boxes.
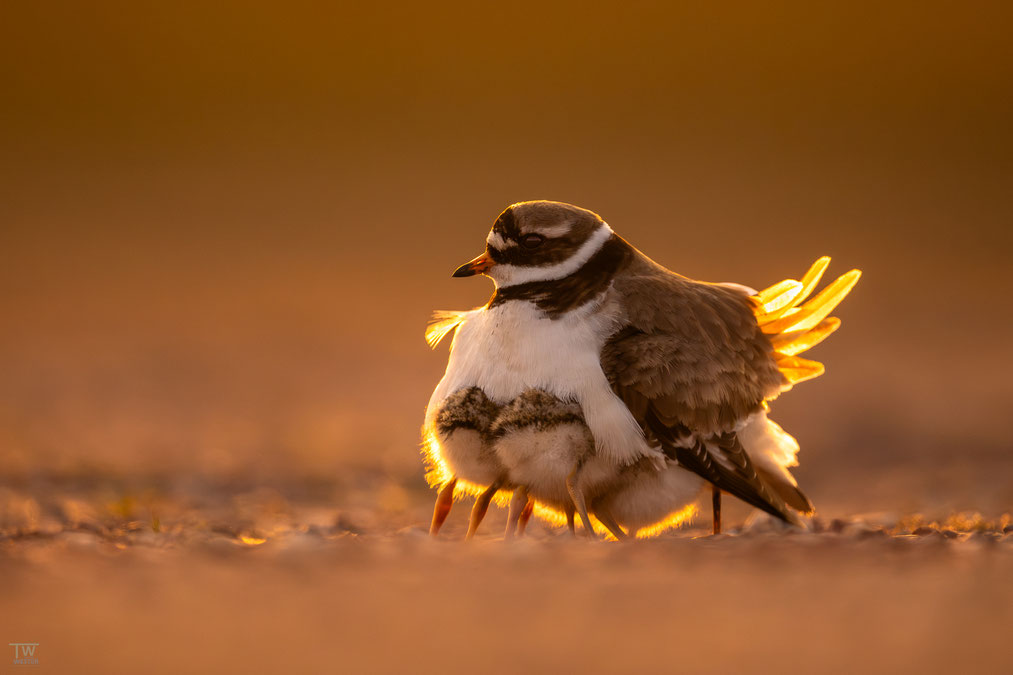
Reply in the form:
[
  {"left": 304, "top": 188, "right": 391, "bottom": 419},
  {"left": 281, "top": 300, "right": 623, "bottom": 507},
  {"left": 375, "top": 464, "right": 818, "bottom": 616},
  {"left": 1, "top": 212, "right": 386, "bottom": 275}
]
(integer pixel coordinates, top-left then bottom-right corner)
[
  {"left": 425, "top": 296, "right": 658, "bottom": 467},
  {"left": 438, "top": 428, "right": 503, "bottom": 486},
  {"left": 737, "top": 409, "right": 803, "bottom": 486},
  {"left": 597, "top": 462, "right": 706, "bottom": 532},
  {"left": 492, "top": 424, "right": 615, "bottom": 508}
]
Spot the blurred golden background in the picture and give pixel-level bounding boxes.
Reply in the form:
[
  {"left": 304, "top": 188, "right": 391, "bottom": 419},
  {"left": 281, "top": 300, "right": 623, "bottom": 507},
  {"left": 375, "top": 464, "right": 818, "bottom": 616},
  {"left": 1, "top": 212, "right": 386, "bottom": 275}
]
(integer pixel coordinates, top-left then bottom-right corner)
[{"left": 1, "top": 1, "right": 1011, "bottom": 517}]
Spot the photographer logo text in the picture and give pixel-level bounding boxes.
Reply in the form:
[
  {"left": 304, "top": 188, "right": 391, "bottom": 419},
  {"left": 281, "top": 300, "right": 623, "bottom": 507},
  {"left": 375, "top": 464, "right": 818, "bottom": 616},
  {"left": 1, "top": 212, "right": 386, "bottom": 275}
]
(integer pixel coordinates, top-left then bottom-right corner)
[{"left": 9, "top": 643, "right": 39, "bottom": 666}]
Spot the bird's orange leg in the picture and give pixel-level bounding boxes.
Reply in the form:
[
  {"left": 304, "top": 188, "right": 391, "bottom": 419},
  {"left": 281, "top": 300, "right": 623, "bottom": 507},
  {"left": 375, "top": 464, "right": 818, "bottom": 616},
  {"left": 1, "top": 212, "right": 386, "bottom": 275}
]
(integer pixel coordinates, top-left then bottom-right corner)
[{"left": 712, "top": 484, "right": 722, "bottom": 535}]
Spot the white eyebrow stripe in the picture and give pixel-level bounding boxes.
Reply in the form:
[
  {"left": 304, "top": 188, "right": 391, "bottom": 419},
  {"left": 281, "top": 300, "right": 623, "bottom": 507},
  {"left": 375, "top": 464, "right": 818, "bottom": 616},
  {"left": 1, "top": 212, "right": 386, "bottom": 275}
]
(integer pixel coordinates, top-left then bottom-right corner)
[
  {"left": 491, "top": 222, "right": 613, "bottom": 288},
  {"left": 529, "top": 223, "right": 574, "bottom": 238},
  {"left": 486, "top": 231, "right": 513, "bottom": 249}
]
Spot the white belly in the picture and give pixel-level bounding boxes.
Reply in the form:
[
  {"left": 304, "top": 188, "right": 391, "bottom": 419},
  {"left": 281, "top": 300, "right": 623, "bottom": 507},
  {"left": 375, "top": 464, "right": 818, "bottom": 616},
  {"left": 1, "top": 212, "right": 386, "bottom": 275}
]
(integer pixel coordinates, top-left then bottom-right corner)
[{"left": 425, "top": 297, "right": 652, "bottom": 466}]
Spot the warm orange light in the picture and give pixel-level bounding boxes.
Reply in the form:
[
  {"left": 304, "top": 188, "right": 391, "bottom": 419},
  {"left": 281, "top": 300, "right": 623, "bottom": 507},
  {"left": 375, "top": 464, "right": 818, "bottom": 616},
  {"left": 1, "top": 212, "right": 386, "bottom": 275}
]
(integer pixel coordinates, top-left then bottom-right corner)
[
  {"left": 424, "top": 310, "right": 468, "bottom": 349},
  {"left": 633, "top": 504, "right": 699, "bottom": 539},
  {"left": 751, "top": 257, "right": 861, "bottom": 389},
  {"left": 755, "top": 279, "right": 802, "bottom": 314},
  {"left": 760, "top": 268, "right": 861, "bottom": 334},
  {"left": 770, "top": 317, "right": 841, "bottom": 355},
  {"left": 425, "top": 426, "right": 702, "bottom": 538},
  {"left": 775, "top": 353, "right": 826, "bottom": 384},
  {"left": 421, "top": 425, "right": 512, "bottom": 503}
]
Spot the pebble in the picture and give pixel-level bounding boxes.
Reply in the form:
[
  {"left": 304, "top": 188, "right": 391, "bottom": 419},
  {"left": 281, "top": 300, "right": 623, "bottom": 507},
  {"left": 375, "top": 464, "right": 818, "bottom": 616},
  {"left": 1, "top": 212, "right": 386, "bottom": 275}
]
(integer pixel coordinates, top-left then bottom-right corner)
[{"left": 60, "top": 531, "right": 102, "bottom": 548}]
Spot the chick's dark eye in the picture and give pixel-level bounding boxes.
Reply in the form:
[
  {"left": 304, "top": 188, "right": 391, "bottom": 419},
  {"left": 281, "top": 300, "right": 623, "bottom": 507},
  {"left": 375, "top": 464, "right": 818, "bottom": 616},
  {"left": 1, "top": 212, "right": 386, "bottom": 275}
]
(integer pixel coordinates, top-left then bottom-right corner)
[{"left": 521, "top": 233, "right": 545, "bottom": 249}]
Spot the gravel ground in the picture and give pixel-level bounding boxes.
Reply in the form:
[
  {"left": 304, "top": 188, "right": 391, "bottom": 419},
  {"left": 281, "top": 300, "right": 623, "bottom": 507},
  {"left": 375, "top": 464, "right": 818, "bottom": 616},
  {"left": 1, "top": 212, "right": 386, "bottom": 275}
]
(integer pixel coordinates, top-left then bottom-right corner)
[{"left": 1, "top": 482, "right": 1010, "bottom": 675}]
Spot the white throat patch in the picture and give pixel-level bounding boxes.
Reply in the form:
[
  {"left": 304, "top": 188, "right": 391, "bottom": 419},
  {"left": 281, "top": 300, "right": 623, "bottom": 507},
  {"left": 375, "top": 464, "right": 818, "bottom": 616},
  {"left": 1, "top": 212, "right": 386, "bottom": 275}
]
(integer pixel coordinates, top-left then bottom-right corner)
[{"left": 489, "top": 223, "right": 614, "bottom": 288}]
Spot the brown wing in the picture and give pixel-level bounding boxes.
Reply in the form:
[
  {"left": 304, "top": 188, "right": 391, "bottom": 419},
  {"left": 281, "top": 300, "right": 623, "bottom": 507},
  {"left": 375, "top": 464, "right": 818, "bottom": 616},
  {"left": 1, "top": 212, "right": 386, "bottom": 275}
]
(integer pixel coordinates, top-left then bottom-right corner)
[{"left": 602, "top": 265, "right": 798, "bottom": 522}]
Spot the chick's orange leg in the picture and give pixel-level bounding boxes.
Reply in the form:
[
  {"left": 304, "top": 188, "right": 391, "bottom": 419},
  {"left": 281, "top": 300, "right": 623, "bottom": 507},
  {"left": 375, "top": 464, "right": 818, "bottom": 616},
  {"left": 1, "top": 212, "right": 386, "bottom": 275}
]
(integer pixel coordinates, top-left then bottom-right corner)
[
  {"left": 429, "top": 477, "right": 458, "bottom": 537},
  {"left": 565, "top": 505, "right": 576, "bottom": 536},
  {"left": 594, "top": 506, "right": 628, "bottom": 541},
  {"left": 504, "top": 487, "right": 529, "bottom": 541},
  {"left": 566, "top": 465, "right": 596, "bottom": 539},
  {"left": 516, "top": 499, "right": 534, "bottom": 537},
  {"left": 466, "top": 481, "right": 500, "bottom": 540}
]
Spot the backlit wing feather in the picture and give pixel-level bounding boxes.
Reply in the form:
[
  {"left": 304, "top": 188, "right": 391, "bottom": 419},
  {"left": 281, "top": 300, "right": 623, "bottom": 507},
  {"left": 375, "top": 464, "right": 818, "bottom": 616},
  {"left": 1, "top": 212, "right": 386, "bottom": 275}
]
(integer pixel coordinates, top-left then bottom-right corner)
[
  {"left": 424, "top": 310, "right": 469, "bottom": 349},
  {"left": 754, "top": 259, "right": 861, "bottom": 386}
]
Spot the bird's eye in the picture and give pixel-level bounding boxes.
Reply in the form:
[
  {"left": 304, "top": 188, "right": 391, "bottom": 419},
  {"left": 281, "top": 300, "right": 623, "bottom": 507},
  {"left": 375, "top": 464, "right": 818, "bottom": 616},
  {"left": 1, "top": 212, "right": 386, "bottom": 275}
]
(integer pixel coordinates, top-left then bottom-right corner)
[{"left": 521, "top": 233, "right": 545, "bottom": 249}]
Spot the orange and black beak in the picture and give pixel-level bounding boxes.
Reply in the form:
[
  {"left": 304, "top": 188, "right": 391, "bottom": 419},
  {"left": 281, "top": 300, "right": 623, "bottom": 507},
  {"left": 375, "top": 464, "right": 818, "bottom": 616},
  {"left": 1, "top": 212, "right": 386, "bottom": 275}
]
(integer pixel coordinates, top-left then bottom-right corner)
[{"left": 452, "top": 252, "right": 494, "bottom": 277}]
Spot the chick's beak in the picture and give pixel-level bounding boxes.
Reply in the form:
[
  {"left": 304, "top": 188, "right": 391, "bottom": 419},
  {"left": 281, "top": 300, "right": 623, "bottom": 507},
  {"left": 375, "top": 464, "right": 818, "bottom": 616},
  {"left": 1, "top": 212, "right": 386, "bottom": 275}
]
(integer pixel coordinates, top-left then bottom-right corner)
[{"left": 452, "top": 252, "right": 494, "bottom": 278}]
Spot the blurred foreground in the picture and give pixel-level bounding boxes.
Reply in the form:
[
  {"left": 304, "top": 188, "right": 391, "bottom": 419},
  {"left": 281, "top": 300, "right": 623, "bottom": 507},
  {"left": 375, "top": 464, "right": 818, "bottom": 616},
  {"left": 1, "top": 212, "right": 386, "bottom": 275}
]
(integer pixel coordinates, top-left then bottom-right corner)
[{"left": 1, "top": 480, "right": 1010, "bottom": 674}]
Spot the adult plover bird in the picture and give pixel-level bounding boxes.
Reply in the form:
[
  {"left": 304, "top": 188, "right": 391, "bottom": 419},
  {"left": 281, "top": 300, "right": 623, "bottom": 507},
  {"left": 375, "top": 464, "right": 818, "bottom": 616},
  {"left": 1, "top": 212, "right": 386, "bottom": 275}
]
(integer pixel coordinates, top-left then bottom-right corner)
[{"left": 423, "top": 200, "right": 859, "bottom": 538}]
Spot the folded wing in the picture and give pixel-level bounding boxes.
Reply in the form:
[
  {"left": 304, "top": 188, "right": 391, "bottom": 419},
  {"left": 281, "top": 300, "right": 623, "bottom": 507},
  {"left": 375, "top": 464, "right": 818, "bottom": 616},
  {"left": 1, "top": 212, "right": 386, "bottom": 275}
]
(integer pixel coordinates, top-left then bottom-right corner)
[{"left": 603, "top": 257, "right": 859, "bottom": 522}]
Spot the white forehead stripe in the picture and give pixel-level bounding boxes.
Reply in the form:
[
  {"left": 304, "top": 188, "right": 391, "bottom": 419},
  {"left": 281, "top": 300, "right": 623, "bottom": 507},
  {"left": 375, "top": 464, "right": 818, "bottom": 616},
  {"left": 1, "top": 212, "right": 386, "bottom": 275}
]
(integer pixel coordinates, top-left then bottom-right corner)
[{"left": 490, "top": 222, "right": 614, "bottom": 288}]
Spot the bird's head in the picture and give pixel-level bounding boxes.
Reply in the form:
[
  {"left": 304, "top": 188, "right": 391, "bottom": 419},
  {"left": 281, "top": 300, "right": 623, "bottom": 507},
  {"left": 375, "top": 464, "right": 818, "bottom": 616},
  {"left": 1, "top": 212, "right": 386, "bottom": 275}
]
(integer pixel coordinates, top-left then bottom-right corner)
[{"left": 452, "top": 201, "right": 614, "bottom": 288}]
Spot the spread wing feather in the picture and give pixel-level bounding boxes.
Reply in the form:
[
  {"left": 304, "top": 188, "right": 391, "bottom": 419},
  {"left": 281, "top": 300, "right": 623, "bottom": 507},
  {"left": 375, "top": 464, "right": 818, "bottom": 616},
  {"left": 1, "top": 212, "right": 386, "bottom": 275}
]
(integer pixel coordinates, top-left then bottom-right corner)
[
  {"left": 759, "top": 269, "right": 861, "bottom": 335},
  {"left": 769, "top": 317, "right": 840, "bottom": 356},
  {"left": 755, "top": 259, "right": 860, "bottom": 385}
]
